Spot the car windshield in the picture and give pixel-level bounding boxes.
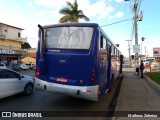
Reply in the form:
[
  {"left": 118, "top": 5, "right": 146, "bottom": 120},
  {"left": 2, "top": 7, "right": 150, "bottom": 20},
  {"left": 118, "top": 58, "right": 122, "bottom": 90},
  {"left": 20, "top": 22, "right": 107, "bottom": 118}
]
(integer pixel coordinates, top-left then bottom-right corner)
[{"left": 45, "top": 27, "right": 94, "bottom": 49}]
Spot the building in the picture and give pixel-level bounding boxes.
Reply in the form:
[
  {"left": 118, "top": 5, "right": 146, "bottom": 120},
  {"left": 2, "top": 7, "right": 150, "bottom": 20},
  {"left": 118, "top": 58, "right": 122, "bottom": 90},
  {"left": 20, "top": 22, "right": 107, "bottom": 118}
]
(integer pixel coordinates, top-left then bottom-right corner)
[
  {"left": 21, "top": 48, "right": 36, "bottom": 64},
  {"left": 153, "top": 47, "right": 160, "bottom": 57},
  {"left": 0, "top": 22, "right": 27, "bottom": 63}
]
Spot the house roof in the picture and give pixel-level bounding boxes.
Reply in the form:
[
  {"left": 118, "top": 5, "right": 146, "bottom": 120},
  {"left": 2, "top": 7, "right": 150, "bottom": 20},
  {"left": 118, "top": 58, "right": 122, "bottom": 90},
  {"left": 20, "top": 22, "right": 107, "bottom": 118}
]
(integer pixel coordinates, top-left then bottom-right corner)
[{"left": 0, "top": 22, "right": 24, "bottom": 30}]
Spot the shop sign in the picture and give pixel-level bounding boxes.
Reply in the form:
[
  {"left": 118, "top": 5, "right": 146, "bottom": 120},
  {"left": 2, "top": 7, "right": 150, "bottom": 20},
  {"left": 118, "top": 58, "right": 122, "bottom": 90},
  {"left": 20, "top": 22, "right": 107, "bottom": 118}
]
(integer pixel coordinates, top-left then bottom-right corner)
[{"left": 0, "top": 49, "right": 16, "bottom": 54}]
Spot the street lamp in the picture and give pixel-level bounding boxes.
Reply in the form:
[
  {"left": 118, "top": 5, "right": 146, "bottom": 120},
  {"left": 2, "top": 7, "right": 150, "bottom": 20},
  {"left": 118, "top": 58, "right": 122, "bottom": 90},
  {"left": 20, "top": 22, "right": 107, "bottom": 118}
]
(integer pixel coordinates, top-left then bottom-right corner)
[{"left": 141, "top": 37, "right": 145, "bottom": 59}]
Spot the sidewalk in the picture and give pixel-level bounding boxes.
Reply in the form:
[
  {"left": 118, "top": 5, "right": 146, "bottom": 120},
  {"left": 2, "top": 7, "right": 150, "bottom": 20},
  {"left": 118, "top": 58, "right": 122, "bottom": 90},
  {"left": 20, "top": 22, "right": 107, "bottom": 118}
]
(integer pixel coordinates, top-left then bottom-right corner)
[{"left": 113, "top": 67, "right": 160, "bottom": 120}]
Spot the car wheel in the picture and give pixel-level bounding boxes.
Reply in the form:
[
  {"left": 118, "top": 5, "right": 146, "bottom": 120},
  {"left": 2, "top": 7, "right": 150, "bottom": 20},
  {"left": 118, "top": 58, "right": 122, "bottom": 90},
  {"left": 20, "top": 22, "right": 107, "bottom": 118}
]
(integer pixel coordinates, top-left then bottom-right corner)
[{"left": 23, "top": 83, "right": 33, "bottom": 95}]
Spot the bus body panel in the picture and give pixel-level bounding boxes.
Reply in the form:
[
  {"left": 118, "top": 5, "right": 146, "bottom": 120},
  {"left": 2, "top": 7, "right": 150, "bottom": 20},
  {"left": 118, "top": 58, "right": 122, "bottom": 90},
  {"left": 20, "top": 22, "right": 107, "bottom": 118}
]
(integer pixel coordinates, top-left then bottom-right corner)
[
  {"left": 35, "top": 23, "right": 122, "bottom": 101},
  {"left": 42, "top": 51, "right": 93, "bottom": 86},
  {"left": 35, "top": 77, "right": 99, "bottom": 101}
]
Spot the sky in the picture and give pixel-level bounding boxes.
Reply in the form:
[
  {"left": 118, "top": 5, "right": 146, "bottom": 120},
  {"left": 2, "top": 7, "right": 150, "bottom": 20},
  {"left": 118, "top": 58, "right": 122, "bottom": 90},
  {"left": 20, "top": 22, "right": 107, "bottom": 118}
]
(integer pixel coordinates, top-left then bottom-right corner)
[{"left": 0, "top": 0, "right": 160, "bottom": 57}]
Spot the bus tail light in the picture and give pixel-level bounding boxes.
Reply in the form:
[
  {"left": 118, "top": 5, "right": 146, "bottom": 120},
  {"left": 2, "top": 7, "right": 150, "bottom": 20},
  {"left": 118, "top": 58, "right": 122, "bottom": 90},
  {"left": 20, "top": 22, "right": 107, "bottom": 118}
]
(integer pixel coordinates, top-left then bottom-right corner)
[
  {"left": 90, "top": 77, "right": 96, "bottom": 83},
  {"left": 91, "top": 73, "right": 95, "bottom": 77},
  {"left": 90, "top": 68, "right": 96, "bottom": 83},
  {"left": 36, "top": 71, "right": 40, "bottom": 77}
]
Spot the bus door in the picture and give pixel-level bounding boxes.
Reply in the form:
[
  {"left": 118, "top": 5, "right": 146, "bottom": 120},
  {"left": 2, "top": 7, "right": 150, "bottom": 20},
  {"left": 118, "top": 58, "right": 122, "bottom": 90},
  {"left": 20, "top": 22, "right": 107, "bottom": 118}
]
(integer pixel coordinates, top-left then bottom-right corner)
[
  {"left": 99, "top": 35, "right": 108, "bottom": 96},
  {"left": 106, "top": 43, "right": 112, "bottom": 89}
]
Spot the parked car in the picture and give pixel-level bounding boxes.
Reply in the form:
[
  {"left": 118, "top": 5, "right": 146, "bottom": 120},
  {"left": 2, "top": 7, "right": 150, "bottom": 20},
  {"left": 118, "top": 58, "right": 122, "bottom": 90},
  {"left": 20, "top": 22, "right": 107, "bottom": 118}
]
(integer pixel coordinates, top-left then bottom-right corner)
[
  {"left": 18, "top": 64, "right": 30, "bottom": 70},
  {"left": 142, "top": 58, "right": 156, "bottom": 68},
  {"left": 26, "top": 63, "right": 36, "bottom": 69},
  {"left": 0, "top": 68, "right": 34, "bottom": 99},
  {"left": 0, "top": 63, "right": 7, "bottom": 69}
]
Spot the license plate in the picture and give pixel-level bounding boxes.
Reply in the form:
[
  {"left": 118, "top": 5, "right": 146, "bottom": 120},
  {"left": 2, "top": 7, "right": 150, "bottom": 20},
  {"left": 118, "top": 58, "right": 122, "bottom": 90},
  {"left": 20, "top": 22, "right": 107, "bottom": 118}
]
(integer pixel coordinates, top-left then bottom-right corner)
[{"left": 56, "top": 77, "right": 68, "bottom": 83}]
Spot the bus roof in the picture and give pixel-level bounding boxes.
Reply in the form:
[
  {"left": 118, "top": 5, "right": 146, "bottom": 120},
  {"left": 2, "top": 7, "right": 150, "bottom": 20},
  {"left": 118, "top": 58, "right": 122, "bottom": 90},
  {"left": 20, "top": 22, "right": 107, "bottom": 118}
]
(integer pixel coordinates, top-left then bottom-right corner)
[{"left": 41, "top": 23, "right": 99, "bottom": 28}]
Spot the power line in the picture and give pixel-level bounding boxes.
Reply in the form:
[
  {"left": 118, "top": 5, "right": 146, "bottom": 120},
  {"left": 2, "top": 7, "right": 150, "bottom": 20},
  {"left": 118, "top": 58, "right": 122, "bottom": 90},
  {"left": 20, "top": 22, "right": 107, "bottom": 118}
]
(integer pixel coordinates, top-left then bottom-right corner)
[
  {"left": 137, "top": 0, "right": 142, "bottom": 13},
  {"left": 101, "top": 18, "right": 132, "bottom": 27}
]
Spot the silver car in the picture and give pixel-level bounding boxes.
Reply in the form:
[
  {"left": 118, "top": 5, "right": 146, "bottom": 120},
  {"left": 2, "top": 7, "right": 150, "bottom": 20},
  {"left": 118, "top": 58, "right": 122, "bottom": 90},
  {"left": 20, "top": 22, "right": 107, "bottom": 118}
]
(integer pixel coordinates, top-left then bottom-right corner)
[
  {"left": 0, "top": 63, "right": 7, "bottom": 69},
  {"left": 0, "top": 68, "right": 34, "bottom": 99}
]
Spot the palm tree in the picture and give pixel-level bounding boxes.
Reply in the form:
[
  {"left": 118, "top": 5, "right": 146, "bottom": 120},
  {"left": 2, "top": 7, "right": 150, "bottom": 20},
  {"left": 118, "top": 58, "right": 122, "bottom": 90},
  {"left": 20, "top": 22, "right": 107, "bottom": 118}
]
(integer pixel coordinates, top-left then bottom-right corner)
[{"left": 59, "top": 0, "right": 89, "bottom": 23}]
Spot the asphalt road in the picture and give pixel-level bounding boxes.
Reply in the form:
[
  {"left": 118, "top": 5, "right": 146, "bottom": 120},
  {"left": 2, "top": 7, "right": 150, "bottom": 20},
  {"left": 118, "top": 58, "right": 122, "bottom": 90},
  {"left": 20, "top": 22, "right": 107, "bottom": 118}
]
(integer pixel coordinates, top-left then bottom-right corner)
[{"left": 0, "top": 69, "right": 123, "bottom": 120}]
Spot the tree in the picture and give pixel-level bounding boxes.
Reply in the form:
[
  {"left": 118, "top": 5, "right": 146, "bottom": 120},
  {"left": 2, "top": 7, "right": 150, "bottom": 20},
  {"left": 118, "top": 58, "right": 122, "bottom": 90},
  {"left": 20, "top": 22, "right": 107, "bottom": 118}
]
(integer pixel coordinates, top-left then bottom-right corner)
[
  {"left": 59, "top": 0, "right": 89, "bottom": 23},
  {"left": 21, "top": 42, "right": 31, "bottom": 49}
]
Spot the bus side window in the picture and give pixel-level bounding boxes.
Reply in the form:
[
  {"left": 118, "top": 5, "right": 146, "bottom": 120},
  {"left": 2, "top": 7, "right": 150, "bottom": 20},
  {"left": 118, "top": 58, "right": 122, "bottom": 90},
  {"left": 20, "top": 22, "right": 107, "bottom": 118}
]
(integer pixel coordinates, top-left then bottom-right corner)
[
  {"left": 100, "top": 35, "right": 103, "bottom": 48},
  {"left": 100, "top": 35, "right": 106, "bottom": 49}
]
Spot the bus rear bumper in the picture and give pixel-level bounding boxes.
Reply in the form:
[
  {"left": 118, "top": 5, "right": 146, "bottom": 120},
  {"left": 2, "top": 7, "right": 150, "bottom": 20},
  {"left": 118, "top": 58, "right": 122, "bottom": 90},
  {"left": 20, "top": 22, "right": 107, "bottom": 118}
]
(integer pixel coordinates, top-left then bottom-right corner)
[{"left": 35, "top": 78, "right": 99, "bottom": 101}]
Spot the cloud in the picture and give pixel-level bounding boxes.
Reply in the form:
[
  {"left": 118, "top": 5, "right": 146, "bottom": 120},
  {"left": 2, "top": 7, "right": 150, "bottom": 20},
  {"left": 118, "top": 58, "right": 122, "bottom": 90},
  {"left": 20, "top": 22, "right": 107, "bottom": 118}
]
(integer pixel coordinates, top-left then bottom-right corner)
[
  {"left": 35, "top": 12, "right": 45, "bottom": 17},
  {"left": 115, "top": 0, "right": 124, "bottom": 2},
  {"left": 34, "top": 0, "right": 65, "bottom": 10},
  {"left": 26, "top": 2, "right": 33, "bottom": 7},
  {"left": 33, "top": 0, "right": 118, "bottom": 20},
  {"left": 83, "top": 1, "right": 115, "bottom": 20},
  {"left": 108, "top": 11, "right": 124, "bottom": 20},
  {"left": 16, "top": 5, "right": 21, "bottom": 10},
  {"left": 26, "top": 1, "right": 36, "bottom": 9}
]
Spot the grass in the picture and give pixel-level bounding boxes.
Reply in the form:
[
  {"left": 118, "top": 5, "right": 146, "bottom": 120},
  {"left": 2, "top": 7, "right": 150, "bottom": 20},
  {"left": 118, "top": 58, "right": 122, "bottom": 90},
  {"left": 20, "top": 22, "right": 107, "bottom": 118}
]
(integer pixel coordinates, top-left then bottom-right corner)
[{"left": 145, "top": 72, "right": 160, "bottom": 84}]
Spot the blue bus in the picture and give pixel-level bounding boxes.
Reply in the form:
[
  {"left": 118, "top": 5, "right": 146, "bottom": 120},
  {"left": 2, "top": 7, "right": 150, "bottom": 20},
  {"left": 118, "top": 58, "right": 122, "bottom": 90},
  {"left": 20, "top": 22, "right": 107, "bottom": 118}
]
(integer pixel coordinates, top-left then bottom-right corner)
[{"left": 35, "top": 23, "right": 123, "bottom": 101}]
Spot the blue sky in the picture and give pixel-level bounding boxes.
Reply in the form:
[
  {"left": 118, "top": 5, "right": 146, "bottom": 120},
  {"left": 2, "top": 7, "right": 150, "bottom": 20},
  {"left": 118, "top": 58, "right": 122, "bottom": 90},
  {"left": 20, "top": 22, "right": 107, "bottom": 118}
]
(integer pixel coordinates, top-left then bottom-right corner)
[{"left": 0, "top": 0, "right": 160, "bottom": 57}]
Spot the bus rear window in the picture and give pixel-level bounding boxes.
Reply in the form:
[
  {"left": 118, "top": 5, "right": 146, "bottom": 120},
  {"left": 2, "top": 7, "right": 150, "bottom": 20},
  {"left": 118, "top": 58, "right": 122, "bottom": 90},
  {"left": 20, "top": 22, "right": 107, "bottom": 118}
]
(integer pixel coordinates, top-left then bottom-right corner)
[{"left": 45, "top": 27, "right": 93, "bottom": 49}]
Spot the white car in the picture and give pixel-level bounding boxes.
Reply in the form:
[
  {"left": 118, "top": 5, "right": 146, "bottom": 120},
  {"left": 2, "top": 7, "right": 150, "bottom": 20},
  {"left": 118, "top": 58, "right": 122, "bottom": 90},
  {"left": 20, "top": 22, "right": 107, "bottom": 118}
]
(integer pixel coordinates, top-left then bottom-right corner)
[
  {"left": 142, "top": 58, "right": 156, "bottom": 67},
  {"left": 0, "top": 68, "right": 34, "bottom": 99},
  {"left": 18, "top": 64, "right": 30, "bottom": 70},
  {"left": 26, "top": 63, "right": 36, "bottom": 69}
]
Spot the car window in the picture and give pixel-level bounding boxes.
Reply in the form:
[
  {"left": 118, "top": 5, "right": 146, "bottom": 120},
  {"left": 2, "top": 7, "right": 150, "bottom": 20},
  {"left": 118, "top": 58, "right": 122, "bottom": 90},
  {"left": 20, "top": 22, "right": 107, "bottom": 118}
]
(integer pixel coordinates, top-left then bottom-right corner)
[{"left": 0, "top": 69, "right": 18, "bottom": 79}]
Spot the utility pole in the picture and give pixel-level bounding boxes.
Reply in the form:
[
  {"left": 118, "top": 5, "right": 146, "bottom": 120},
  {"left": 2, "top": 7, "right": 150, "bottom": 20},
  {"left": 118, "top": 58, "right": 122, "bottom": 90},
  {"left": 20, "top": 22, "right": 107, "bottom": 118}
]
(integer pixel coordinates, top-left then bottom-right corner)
[
  {"left": 133, "top": 0, "right": 139, "bottom": 62},
  {"left": 134, "top": 0, "right": 138, "bottom": 45},
  {"left": 141, "top": 37, "right": 145, "bottom": 59},
  {"left": 125, "top": 40, "right": 132, "bottom": 66},
  {"left": 125, "top": 0, "right": 143, "bottom": 65}
]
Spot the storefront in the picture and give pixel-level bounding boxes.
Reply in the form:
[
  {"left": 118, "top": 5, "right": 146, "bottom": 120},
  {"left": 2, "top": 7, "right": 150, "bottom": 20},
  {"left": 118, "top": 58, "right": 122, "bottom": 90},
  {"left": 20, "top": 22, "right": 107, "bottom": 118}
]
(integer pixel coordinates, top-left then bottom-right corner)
[{"left": 0, "top": 49, "right": 24, "bottom": 64}]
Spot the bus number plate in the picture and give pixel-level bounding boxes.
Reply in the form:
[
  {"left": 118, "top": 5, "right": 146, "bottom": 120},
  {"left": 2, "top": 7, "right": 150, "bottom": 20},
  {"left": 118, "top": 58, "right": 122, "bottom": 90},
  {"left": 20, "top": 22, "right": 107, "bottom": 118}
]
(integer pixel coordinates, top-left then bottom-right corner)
[{"left": 56, "top": 77, "right": 68, "bottom": 83}]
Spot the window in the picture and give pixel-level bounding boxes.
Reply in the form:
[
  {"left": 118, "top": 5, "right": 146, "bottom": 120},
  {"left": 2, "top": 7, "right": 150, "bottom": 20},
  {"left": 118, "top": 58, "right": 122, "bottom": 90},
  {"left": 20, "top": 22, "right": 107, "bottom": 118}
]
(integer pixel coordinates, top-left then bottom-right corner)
[
  {"left": 112, "top": 45, "right": 115, "bottom": 55},
  {"left": 18, "top": 32, "right": 21, "bottom": 37},
  {"left": 100, "top": 35, "right": 106, "bottom": 49},
  {"left": 154, "top": 51, "right": 159, "bottom": 54},
  {"left": 4, "top": 29, "right": 7, "bottom": 32},
  {"left": 46, "top": 27, "right": 93, "bottom": 49},
  {"left": 0, "top": 69, "right": 18, "bottom": 78}
]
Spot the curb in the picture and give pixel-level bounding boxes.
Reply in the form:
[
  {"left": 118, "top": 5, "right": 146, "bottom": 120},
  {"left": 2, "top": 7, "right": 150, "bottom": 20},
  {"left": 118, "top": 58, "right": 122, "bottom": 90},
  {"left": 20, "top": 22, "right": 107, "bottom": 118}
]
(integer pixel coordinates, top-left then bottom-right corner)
[
  {"left": 111, "top": 74, "right": 125, "bottom": 120},
  {"left": 144, "top": 74, "right": 160, "bottom": 92}
]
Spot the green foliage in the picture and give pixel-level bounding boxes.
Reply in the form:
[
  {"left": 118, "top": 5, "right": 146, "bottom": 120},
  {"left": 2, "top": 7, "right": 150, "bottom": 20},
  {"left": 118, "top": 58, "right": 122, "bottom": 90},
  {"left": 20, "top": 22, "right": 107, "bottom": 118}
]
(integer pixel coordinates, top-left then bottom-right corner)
[
  {"left": 21, "top": 42, "right": 31, "bottom": 49},
  {"left": 59, "top": 0, "right": 89, "bottom": 23}
]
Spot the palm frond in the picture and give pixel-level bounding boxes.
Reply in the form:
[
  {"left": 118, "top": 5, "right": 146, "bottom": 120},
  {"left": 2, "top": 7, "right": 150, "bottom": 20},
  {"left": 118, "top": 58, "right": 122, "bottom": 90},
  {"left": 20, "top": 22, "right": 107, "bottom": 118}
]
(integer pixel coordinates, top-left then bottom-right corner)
[
  {"left": 59, "top": 16, "right": 71, "bottom": 23},
  {"left": 59, "top": 7, "right": 71, "bottom": 15},
  {"left": 59, "top": 0, "right": 90, "bottom": 23},
  {"left": 78, "top": 15, "right": 90, "bottom": 21},
  {"left": 73, "top": 0, "right": 78, "bottom": 11},
  {"left": 66, "top": 1, "right": 74, "bottom": 10}
]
